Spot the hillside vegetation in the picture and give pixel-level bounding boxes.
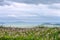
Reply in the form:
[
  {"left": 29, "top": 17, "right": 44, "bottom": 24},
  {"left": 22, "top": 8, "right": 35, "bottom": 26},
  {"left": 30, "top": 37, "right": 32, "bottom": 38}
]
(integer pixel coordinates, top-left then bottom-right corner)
[{"left": 0, "top": 25, "right": 60, "bottom": 40}]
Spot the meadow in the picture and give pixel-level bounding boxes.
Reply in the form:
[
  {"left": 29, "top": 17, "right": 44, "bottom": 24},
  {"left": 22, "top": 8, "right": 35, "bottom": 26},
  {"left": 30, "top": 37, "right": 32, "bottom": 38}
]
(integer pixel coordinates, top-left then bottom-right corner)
[{"left": 0, "top": 25, "right": 60, "bottom": 40}]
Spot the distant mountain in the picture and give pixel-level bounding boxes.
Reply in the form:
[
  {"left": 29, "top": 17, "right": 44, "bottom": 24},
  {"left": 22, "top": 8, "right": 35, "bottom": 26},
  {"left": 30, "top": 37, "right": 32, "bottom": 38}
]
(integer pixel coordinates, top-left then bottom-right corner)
[
  {"left": 42, "top": 23, "right": 60, "bottom": 25},
  {"left": 0, "top": 21, "right": 25, "bottom": 24},
  {"left": 0, "top": 22, "right": 5, "bottom": 24}
]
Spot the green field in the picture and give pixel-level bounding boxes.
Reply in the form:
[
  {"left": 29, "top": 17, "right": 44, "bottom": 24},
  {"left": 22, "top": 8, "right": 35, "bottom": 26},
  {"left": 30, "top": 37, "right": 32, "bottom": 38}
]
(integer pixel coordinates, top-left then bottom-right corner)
[{"left": 0, "top": 25, "right": 60, "bottom": 40}]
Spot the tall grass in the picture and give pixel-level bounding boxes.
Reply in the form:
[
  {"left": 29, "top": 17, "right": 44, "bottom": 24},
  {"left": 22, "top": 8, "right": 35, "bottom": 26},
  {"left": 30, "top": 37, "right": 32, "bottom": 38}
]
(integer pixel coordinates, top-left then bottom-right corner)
[{"left": 0, "top": 25, "right": 60, "bottom": 40}]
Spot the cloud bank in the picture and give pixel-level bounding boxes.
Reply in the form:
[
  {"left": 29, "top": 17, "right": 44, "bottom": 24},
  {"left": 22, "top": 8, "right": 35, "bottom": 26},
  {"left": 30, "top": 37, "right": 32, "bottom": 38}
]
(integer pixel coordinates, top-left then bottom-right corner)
[
  {"left": 8, "top": 0, "right": 60, "bottom": 4},
  {"left": 0, "top": 0, "right": 60, "bottom": 23}
]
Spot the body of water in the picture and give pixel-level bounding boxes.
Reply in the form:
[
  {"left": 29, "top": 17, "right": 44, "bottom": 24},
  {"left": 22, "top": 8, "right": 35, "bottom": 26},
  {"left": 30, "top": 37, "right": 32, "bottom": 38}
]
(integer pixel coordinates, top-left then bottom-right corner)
[
  {"left": 0, "top": 22, "right": 60, "bottom": 28},
  {"left": 0, "top": 22, "right": 41, "bottom": 28}
]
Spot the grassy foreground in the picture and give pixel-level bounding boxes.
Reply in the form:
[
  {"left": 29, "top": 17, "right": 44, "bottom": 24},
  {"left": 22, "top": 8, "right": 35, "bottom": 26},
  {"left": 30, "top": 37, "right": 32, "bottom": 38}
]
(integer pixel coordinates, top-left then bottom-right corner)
[{"left": 0, "top": 26, "right": 60, "bottom": 40}]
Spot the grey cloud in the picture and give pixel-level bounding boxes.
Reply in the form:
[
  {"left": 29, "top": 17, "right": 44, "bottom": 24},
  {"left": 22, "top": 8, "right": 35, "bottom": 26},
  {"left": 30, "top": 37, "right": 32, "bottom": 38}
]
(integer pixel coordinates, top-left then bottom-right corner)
[
  {"left": 0, "top": 0, "right": 60, "bottom": 6},
  {"left": 0, "top": 0, "right": 10, "bottom": 6},
  {"left": 8, "top": 0, "right": 60, "bottom": 4},
  {"left": 48, "top": 5, "right": 60, "bottom": 9},
  {"left": 0, "top": 0, "right": 4, "bottom": 2},
  {"left": 49, "top": 6, "right": 60, "bottom": 9}
]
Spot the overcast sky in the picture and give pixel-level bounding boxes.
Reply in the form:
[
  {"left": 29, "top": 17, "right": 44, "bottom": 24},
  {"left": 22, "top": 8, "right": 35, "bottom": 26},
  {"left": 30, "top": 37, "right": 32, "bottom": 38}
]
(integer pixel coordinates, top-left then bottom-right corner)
[{"left": 0, "top": 0, "right": 60, "bottom": 23}]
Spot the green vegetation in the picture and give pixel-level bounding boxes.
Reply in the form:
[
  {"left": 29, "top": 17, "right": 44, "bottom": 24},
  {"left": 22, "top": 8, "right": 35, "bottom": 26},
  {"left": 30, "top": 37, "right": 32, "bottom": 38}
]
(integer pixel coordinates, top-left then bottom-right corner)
[{"left": 0, "top": 25, "right": 60, "bottom": 40}]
